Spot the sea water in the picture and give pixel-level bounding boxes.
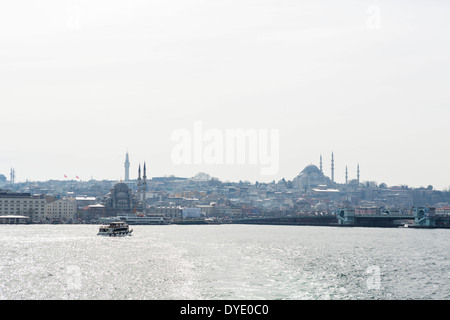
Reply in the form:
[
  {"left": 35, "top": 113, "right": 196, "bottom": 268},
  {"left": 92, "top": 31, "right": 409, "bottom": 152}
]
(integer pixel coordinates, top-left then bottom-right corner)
[{"left": 0, "top": 224, "right": 448, "bottom": 300}]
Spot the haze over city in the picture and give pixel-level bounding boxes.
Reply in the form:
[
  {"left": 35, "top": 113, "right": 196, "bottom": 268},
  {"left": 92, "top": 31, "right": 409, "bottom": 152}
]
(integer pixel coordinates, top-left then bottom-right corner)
[{"left": 1, "top": 1, "right": 449, "bottom": 190}]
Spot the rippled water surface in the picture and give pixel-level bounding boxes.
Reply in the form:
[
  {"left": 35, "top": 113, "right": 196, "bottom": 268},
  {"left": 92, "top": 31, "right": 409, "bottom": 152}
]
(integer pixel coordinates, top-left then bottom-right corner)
[{"left": 0, "top": 224, "right": 449, "bottom": 299}]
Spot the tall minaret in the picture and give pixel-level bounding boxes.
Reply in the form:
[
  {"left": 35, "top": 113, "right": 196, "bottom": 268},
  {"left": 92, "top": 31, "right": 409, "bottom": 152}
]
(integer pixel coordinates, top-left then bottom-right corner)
[
  {"left": 345, "top": 166, "right": 348, "bottom": 184},
  {"left": 10, "top": 167, "right": 15, "bottom": 184},
  {"left": 142, "top": 162, "right": 147, "bottom": 213},
  {"left": 357, "top": 164, "right": 360, "bottom": 185},
  {"left": 124, "top": 152, "right": 130, "bottom": 181},
  {"left": 137, "top": 164, "right": 141, "bottom": 203},
  {"left": 331, "top": 152, "right": 335, "bottom": 182},
  {"left": 319, "top": 155, "right": 323, "bottom": 173}
]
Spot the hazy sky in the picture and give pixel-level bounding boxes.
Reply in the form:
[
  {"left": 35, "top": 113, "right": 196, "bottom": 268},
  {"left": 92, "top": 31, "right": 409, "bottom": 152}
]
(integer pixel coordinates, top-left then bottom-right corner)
[{"left": 1, "top": 0, "right": 449, "bottom": 190}]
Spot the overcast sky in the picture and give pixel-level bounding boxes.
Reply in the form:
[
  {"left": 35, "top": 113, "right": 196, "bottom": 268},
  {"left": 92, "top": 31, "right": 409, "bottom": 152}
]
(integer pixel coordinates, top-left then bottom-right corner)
[{"left": 1, "top": 0, "right": 449, "bottom": 190}]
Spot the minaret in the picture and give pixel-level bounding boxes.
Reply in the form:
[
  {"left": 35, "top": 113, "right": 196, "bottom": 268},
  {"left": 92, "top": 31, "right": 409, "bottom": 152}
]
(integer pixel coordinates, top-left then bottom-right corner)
[
  {"left": 137, "top": 164, "right": 141, "bottom": 203},
  {"left": 10, "top": 167, "right": 15, "bottom": 184},
  {"left": 124, "top": 152, "right": 130, "bottom": 181},
  {"left": 319, "top": 155, "right": 323, "bottom": 173},
  {"left": 331, "top": 152, "right": 335, "bottom": 183},
  {"left": 142, "top": 162, "right": 147, "bottom": 213},
  {"left": 345, "top": 166, "right": 348, "bottom": 184},
  {"left": 357, "top": 164, "right": 360, "bottom": 185}
]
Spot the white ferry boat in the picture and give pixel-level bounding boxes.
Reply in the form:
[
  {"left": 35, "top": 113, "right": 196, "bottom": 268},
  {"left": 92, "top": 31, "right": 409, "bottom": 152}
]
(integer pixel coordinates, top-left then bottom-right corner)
[
  {"left": 100, "top": 213, "right": 170, "bottom": 225},
  {"left": 97, "top": 221, "right": 133, "bottom": 237}
]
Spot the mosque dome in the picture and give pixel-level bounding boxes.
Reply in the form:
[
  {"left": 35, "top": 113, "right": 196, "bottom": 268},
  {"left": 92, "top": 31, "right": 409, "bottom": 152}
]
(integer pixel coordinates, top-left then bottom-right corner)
[
  {"left": 300, "top": 165, "right": 322, "bottom": 175},
  {"left": 293, "top": 163, "right": 329, "bottom": 190},
  {"left": 113, "top": 182, "right": 129, "bottom": 192},
  {"left": 113, "top": 183, "right": 130, "bottom": 199}
]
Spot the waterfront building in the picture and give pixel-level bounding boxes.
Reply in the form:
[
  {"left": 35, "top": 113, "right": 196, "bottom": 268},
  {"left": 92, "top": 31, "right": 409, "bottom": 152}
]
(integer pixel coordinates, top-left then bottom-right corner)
[
  {"left": 0, "top": 191, "right": 46, "bottom": 222},
  {"left": 182, "top": 207, "right": 202, "bottom": 218},
  {"left": 86, "top": 203, "right": 106, "bottom": 220},
  {"left": 231, "top": 205, "right": 243, "bottom": 218},
  {"left": 195, "top": 204, "right": 216, "bottom": 216},
  {"left": 148, "top": 206, "right": 183, "bottom": 219},
  {"left": 436, "top": 207, "right": 450, "bottom": 215},
  {"left": 45, "top": 198, "right": 77, "bottom": 222}
]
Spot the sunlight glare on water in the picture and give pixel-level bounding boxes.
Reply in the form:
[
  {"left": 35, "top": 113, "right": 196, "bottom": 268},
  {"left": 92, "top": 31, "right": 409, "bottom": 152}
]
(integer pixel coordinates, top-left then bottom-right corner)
[{"left": 0, "top": 224, "right": 449, "bottom": 300}]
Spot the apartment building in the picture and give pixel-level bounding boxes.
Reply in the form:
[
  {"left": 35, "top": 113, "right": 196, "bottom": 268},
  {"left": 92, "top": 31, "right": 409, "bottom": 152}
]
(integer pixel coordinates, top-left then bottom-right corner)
[
  {"left": 0, "top": 191, "right": 46, "bottom": 222},
  {"left": 45, "top": 198, "right": 77, "bottom": 222},
  {"left": 0, "top": 191, "right": 77, "bottom": 222}
]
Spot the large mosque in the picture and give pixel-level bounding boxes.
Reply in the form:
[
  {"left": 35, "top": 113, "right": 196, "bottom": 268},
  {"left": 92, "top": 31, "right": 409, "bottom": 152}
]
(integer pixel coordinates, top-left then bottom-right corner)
[
  {"left": 102, "top": 152, "right": 148, "bottom": 215},
  {"left": 292, "top": 153, "right": 360, "bottom": 190}
]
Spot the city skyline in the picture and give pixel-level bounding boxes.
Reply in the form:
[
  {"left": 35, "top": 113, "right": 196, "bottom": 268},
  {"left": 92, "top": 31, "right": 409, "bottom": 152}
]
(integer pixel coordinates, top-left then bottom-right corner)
[
  {"left": 1, "top": 150, "right": 446, "bottom": 191},
  {"left": 1, "top": 1, "right": 449, "bottom": 190}
]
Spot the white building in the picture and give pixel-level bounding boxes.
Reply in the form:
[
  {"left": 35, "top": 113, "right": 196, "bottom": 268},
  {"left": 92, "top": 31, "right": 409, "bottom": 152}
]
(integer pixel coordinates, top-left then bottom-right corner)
[
  {"left": 74, "top": 196, "right": 97, "bottom": 208},
  {"left": 45, "top": 199, "right": 77, "bottom": 222},
  {"left": 148, "top": 206, "right": 183, "bottom": 219},
  {"left": 182, "top": 207, "right": 202, "bottom": 218},
  {"left": 0, "top": 192, "right": 78, "bottom": 223},
  {"left": 0, "top": 192, "right": 46, "bottom": 222}
]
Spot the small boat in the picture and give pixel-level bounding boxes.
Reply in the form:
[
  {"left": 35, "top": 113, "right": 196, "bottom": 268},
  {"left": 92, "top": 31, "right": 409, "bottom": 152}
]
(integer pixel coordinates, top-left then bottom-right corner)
[{"left": 97, "top": 221, "right": 133, "bottom": 237}]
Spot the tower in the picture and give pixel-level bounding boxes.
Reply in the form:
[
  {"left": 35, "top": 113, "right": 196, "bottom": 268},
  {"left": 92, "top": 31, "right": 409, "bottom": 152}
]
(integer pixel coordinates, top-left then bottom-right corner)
[
  {"left": 142, "top": 162, "right": 147, "bottom": 213},
  {"left": 137, "top": 164, "right": 141, "bottom": 202},
  {"left": 357, "top": 164, "right": 360, "bottom": 185},
  {"left": 331, "top": 152, "right": 335, "bottom": 183},
  {"left": 124, "top": 152, "right": 130, "bottom": 181},
  {"left": 10, "top": 167, "right": 15, "bottom": 184},
  {"left": 319, "top": 155, "right": 323, "bottom": 173},
  {"left": 345, "top": 166, "right": 348, "bottom": 184}
]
